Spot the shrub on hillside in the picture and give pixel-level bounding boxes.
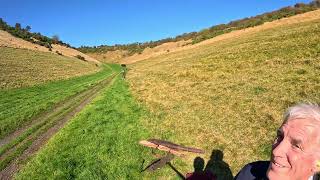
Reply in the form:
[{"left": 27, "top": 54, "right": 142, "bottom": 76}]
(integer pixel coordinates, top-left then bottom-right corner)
[
  {"left": 56, "top": 51, "right": 63, "bottom": 56},
  {"left": 75, "top": 55, "right": 86, "bottom": 61},
  {"left": 44, "top": 43, "right": 52, "bottom": 49},
  {"left": 0, "top": 18, "right": 71, "bottom": 48}
]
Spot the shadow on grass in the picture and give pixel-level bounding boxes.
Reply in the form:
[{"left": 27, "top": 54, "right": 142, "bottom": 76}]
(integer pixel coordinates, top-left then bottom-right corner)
[
  {"left": 167, "top": 149, "right": 233, "bottom": 180},
  {"left": 204, "top": 149, "right": 233, "bottom": 180}
]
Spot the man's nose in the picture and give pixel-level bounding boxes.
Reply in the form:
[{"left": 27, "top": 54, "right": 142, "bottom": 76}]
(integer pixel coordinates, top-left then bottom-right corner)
[{"left": 272, "top": 139, "right": 289, "bottom": 157}]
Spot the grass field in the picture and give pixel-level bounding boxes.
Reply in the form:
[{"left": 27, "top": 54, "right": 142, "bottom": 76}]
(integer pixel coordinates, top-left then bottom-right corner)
[
  {"left": 2, "top": 13, "right": 320, "bottom": 180},
  {"left": 0, "top": 47, "right": 99, "bottom": 89},
  {"left": 15, "top": 75, "right": 157, "bottom": 179},
  {"left": 126, "top": 18, "right": 320, "bottom": 176},
  {"left": 0, "top": 64, "right": 113, "bottom": 140}
]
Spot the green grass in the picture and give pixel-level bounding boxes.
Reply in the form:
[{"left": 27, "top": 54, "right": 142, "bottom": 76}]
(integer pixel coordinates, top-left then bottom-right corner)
[
  {"left": 0, "top": 79, "right": 109, "bottom": 170},
  {"left": 0, "top": 47, "right": 99, "bottom": 89},
  {"left": 126, "top": 18, "right": 320, "bottom": 176},
  {"left": 0, "top": 64, "right": 114, "bottom": 139},
  {"left": 15, "top": 75, "right": 156, "bottom": 179},
  {"left": 6, "top": 14, "right": 320, "bottom": 180}
]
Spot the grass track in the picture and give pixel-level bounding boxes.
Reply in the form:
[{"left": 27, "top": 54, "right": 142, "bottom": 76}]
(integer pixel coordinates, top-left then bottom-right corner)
[
  {"left": 0, "top": 64, "right": 114, "bottom": 139},
  {"left": 0, "top": 65, "right": 122, "bottom": 179},
  {"left": 0, "top": 73, "right": 116, "bottom": 171},
  {"left": 14, "top": 75, "right": 159, "bottom": 179}
]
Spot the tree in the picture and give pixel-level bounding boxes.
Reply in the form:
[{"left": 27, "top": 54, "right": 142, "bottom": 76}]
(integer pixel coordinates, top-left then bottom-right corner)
[
  {"left": 295, "top": 3, "right": 305, "bottom": 8},
  {"left": 52, "top": 35, "right": 59, "bottom": 44},
  {"left": 15, "top": 23, "right": 21, "bottom": 30},
  {"left": 25, "top": 25, "right": 31, "bottom": 32},
  {"left": 310, "top": 0, "right": 320, "bottom": 7}
]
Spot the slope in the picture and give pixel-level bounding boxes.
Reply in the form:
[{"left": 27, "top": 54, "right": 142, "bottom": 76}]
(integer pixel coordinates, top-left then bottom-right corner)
[
  {"left": 0, "top": 47, "right": 100, "bottom": 89},
  {"left": 0, "top": 30, "right": 100, "bottom": 64},
  {"left": 121, "top": 9, "right": 320, "bottom": 64},
  {"left": 14, "top": 9, "right": 320, "bottom": 179},
  {"left": 126, "top": 11, "right": 320, "bottom": 176}
]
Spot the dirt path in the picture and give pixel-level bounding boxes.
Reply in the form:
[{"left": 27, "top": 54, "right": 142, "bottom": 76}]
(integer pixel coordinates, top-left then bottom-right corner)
[{"left": 0, "top": 72, "right": 119, "bottom": 180}]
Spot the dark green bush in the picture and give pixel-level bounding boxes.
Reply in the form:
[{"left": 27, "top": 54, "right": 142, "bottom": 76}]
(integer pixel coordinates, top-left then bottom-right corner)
[
  {"left": 75, "top": 55, "right": 86, "bottom": 61},
  {"left": 0, "top": 18, "right": 71, "bottom": 48}
]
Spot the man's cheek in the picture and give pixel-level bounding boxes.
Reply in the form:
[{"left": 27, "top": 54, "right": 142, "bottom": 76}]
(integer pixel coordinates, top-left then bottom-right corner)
[{"left": 287, "top": 153, "right": 298, "bottom": 171}]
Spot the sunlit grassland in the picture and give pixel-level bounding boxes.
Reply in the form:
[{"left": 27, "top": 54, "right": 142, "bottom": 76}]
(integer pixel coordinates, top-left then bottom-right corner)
[
  {"left": 0, "top": 64, "right": 114, "bottom": 139},
  {"left": 15, "top": 75, "right": 156, "bottom": 179},
  {"left": 127, "top": 19, "right": 320, "bottom": 175},
  {"left": 0, "top": 47, "right": 99, "bottom": 89}
]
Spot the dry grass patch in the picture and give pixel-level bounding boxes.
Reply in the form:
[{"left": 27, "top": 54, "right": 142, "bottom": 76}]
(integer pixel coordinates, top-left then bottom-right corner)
[
  {"left": 127, "top": 18, "right": 320, "bottom": 176},
  {"left": 87, "top": 50, "right": 129, "bottom": 63},
  {"left": 121, "top": 9, "right": 320, "bottom": 65},
  {"left": 0, "top": 47, "right": 99, "bottom": 89},
  {"left": 0, "top": 30, "right": 100, "bottom": 64}
]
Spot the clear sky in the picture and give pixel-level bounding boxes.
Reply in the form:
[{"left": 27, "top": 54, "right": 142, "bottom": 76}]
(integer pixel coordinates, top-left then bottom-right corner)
[{"left": 0, "top": 0, "right": 313, "bottom": 47}]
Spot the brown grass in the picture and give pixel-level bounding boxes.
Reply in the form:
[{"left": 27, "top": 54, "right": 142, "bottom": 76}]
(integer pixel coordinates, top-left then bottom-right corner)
[
  {"left": 0, "top": 30, "right": 100, "bottom": 64},
  {"left": 121, "top": 9, "right": 320, "bottom": 65},
  {"left": 87, "top": 50, "right": 129, "bottom": 63},
  {"left": 0, "top": 47, "right": 99, "bottom": 89},
  {"left": 127, "top": 15, "right": 320, "bottom": 177}
]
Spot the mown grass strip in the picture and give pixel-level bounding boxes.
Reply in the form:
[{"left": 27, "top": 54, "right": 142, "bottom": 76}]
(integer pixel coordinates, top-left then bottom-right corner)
[
  {"left": 15, "top": 75, "right": 155, "bottom": 179},
  {"left": 0, "top": 64, "right": 114, "bottom": 139},
  {"left": 0, "top": 72, "right": 117, "bottom": 171},
  {"left": 0, "top": 106, "right": 73, "bottom": 171},
  {"left": 0, "top": 89, "right": 88, "bottom": 170},
  {"left": 0, "top": 86, "right": 93, "bottom": 159},
  {"left": 0, "top": 89, "right": 90, "bottom": 155}
]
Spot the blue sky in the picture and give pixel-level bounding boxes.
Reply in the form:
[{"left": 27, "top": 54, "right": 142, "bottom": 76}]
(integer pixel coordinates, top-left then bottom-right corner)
[{"left": 0, "top": 0, "right": 313, "bottom": 47}]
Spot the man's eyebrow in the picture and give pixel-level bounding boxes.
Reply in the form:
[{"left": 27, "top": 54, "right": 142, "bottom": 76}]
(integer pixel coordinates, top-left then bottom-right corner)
[{"left": 291, "top": 138, "right": 302, "bottom": 145}]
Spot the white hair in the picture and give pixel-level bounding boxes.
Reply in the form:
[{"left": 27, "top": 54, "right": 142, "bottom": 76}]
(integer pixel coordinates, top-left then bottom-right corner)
[{"left": 284, "top": 103, "right": 320, "bottom": 124}]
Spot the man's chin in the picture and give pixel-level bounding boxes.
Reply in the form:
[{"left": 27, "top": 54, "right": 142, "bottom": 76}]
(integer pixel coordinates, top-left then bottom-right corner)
[
  {"left": 267, "top": 166, "right": 288, "bottom": 180},
  {"left": 267, "top": 169, "right": 281, "bottom": 180}
]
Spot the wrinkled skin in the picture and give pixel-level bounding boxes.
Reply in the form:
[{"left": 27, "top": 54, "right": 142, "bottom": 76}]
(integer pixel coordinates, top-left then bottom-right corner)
[{"left": 267, "top": 118, "right": 320, "bottom": 180}]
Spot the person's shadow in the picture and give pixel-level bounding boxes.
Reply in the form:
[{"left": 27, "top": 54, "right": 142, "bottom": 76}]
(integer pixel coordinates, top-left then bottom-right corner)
[
  {"left": 166, "top": 149, "right": 233, "bottom": 180},
  {"left": 204, "top": 149, "right": 233, "bottom": 180},
  {"left": 186, "top": 156, "right": 216, "bottom": 180}
]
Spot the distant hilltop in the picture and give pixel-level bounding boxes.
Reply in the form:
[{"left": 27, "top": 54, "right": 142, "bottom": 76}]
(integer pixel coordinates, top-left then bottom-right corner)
[
  {"left": 0, "top": 19, "right": 100, "bottom": 64},
  {"left": 78, "top": 1, "right": 320, "bottom": 59}
]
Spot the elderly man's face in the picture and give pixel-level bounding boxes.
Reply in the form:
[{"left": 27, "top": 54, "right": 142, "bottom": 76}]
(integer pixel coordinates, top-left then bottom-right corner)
[{"left": 267, "top": 118, "right": 320, "bottom": 180}]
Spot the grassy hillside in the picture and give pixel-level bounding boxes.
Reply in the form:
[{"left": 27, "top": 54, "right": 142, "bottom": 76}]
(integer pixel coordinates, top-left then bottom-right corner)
[
  {"left": 101, "top": 9, "right": 320, "bottom": 65},
  {"left": 126, "top": 17, "right": 320, "bottom": 175},
  {"left": 78, "top": 2, "right": 320, "bottom": 57},
  {"left": 3, "top": 8, "right": 320, "bottom": 180},
  {"left": 86, "top": 50, "right": 128, "bottom": 64},
  {"left": 0, "top": 47, "right": 99, "bottom": 89},
  {"left": 14, "top": 15, "right": 320, "bottom": 179}
]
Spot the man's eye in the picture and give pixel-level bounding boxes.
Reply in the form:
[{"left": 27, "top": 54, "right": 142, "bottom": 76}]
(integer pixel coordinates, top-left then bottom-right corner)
[{"left": 292, "top": 144, "right": 302, "bottom": 150}]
